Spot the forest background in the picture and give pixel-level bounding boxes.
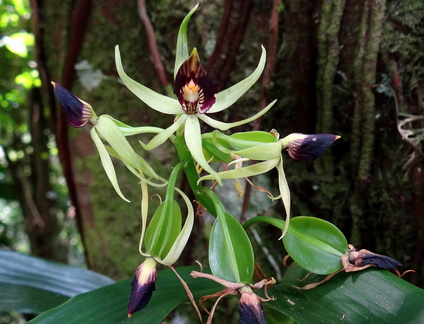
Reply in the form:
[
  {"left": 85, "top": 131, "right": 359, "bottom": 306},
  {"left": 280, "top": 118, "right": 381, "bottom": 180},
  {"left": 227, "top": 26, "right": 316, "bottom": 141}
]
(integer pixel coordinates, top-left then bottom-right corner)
[{"left": 1, "top": 0, "right": 423, "bottom": 321}]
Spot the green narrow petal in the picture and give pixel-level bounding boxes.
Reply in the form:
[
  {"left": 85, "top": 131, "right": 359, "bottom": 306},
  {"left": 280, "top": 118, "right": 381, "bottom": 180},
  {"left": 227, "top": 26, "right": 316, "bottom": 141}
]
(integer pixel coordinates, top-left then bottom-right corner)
[
  {"left": 277, "top": 156, "right": 291, "bottom": 238},
  {"left": 174, "top": 3, "right": 199, "bottom": 79},
  {"left": 159, "top": 188, "right": 194, "bottom": 266},
  {"left": 105, "top": 116, "right": 165, "bottom": 136},
  {"left": 140, "top": 115, "right": 187, "bottom": 150},
  {"left": 198, "top": 158, "right": 279, "bottom": 182},
  {"left": 208, "top": 45, "right": 267, "bottom": 113},
  {"left": 90, "top": 128, "right": 130, "bottom": 203},
  {"left": 105, "top": 145, "right": 168, "bottom": 187},
  {"left": 115, "top": 46, "right": 181, "bottom": 115},
  {"left": 95, "top": 116, "right": 158, "bottom": 179},
  {"left": 184, "top": 116, "right": 222, "bottom": 185},
  {"left": 198, "top": 99, "right": 277, "bottom": 131}
]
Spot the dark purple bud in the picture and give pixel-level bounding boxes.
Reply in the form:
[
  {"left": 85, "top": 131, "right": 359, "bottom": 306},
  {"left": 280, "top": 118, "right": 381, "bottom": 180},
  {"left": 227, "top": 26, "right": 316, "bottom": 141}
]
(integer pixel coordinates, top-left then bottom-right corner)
[
  {"left": 238, "top": 287, "right": 266, "bottom": 324},
  {"left": 51, "top": 82, "right": 96, "bottom": 127},
  {"left": 355, "top": 250, "right": 402, "bottom": 269},
  {"left": 174, "top": 48, "right": 216, "bottom": 114},
  {"left": 282, "top": 133, "right": 340, "bottom": 162},
  {"left": 128, "top": 257, "right": 157, "bottom": 318}
]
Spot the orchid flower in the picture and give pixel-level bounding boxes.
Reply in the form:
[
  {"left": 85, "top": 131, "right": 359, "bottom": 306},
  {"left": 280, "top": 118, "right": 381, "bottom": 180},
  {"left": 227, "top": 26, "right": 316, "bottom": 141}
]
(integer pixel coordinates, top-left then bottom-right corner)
[
  {"left": 199, "top": 130, "right": 340, "bottom": 236},
  {"left": 115, "top": 4, "right": 276, "bottom": 184},
  {"left": 51, "top": 82, "right": 167, "bottom": 202}
]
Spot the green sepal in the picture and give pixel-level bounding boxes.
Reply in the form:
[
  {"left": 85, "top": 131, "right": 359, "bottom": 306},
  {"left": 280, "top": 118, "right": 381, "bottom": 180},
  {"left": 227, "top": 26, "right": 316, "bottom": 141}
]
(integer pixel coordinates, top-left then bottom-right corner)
[
  {"left": 184, "top": 116, "right": 222, "bottom": 185},
  {"left": 90, "top": 127, "right": 129, "bottom": 202},
  {"left": 95, "top": 116, "right": 158, "bottom": 179},
  {"left": 174, "top": 3, "right": 199, "bottom": 79},
  {"left": 115, "top": 46, "right": 181, "bottom": 115},
  {"left": 198, "top": 158, "right": 279, "bottom": 182},
  {"left": 199, "top": 99, "right": 277, "bottom": 131},
  {"left": 105, "top": 115, "right": 164, "bottom": 136},
  {"left": 208, "top": 46, "right": 267, "bottom": 113}
]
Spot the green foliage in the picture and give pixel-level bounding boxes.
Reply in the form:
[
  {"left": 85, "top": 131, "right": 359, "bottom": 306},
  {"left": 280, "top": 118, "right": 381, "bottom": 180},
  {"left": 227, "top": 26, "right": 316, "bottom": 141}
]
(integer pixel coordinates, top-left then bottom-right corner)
[
  {"left": 2, "top": 2, "right": 423, "bottom": 324},
  {"left": 2, "top": 252, "right": 423, "bottom": 323}
]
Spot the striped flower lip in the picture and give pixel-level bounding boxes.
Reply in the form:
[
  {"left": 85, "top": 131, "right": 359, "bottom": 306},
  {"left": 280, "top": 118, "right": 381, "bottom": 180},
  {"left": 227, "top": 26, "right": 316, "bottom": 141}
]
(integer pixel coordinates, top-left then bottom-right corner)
[
  {"left": 174, "top": 48, "right": 216, "bottom": 115},
  {"left": 51, "top": 82, "right": 96, "bottom": 128}
]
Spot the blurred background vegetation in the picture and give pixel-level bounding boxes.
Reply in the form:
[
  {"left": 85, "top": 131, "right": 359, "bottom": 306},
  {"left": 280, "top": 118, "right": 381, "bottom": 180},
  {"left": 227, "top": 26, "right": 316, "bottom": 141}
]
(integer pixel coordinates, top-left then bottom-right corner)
[{"left": 1, "top": 0, "right": 423, "bottom": 321}]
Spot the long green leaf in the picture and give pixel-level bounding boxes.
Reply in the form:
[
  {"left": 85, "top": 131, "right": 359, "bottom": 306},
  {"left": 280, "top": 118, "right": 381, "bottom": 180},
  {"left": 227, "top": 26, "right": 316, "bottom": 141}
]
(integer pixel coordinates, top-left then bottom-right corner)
[
  {"left": 0, "top": 283, "right": 69, "bottom": 313},
  {"left": 266, "top": 264, "right": 424, "bottom": 324},
  {"left": 0, "top": 251, "right": 115, "bottom": 313},
  {"left": 28, "top": 267, "right": 221, "bottom": 324}
]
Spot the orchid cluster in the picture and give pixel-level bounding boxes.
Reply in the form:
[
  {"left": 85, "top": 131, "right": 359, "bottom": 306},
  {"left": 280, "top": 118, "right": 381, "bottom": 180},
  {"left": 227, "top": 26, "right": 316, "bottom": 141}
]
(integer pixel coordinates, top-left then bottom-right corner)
[{"left": 52, "top": 4, "right": 341, "bottom": 324}]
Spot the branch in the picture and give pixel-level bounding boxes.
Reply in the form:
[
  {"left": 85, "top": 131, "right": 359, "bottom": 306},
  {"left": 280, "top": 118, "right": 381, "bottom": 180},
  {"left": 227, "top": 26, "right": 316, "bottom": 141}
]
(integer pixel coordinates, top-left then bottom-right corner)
[{"left": 137, "top": 0, "right": 169, "bottom": 89}]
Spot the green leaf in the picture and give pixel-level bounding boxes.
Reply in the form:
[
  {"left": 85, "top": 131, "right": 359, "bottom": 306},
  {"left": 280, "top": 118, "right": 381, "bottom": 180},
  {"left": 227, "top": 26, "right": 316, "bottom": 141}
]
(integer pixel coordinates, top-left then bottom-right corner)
[
  {"left": 266, "top": 264, "right": 424, "bottom": 323},
  {"left": 209, "top": 212, "right": 254, "bottom": 284},
  {"left": 243, "top": 216, "right": 347, "bottom": 274},
  {"left": 0, "top": 251, "right": 115, "bottom": 314},
  {"left": 174, "top": 3, "right": 199, "bottom": 79},
  {"left": 0, "top": 283, "right": 69, "bottom": 314},
  {"left": 27, "top": 267, "right": 221, "bottom": 324},
  {"left": 283, "top": 216, "right": 348, "bottom": 274}
]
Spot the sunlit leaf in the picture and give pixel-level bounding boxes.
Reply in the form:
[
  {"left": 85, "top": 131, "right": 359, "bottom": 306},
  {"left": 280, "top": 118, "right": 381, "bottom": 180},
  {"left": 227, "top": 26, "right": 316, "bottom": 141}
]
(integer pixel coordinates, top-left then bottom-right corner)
[{"left": 4, "top": 32, "right": 34, "bottom": 57}]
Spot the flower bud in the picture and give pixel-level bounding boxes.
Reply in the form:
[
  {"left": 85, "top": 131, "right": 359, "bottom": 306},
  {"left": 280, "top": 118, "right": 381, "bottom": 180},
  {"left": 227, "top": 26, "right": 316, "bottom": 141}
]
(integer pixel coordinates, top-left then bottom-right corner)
[
  {"left": 128, "top": 257, "right": 157, "bottom": 318},
  {"left": 238, "top": 286, "right": 266, "bottom": 324},
  {"left": 281, "top": 133, "right": 340, "bottom": 162},
  {"left": 51, "top": 82, "right": 96, "bottom": 127}
]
